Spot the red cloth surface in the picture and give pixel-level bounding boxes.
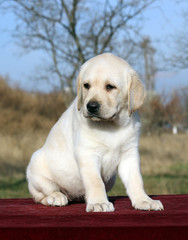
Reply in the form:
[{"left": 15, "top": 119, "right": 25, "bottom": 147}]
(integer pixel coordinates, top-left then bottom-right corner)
[{"left": 0, "top": 195, "right": 188, "bottom": 240}]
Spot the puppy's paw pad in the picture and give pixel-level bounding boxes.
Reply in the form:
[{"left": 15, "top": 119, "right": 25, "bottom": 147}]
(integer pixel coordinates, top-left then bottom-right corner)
[
  {"left": 86, "top": 202, "right": 114, "bottom": 212},
  {"left": 133, "top": 198, "right": 164, "bottom": 211},
  {"left": 41, "top": 192, "right": 68, "bottom": 207}
]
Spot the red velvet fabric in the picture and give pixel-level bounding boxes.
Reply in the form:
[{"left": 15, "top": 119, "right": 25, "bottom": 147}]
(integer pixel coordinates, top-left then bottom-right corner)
[{"left": 0, "top": 195, "right": 188, "bottom": 240}]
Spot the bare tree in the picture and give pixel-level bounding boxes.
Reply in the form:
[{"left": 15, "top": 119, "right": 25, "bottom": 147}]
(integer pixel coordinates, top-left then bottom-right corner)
[
  {"left": 165, "top": 92, "right": 183, "bottom": 128},
  {"left": 140, "top": 37, "right": 156, "bottom": 92},
  {"left": 178, "top": 87, "right": 188, "bottom": 129},
  {"left": 140, "top": 94, "right": 165, "bottom": 134},
  {"left": 167, "top": 33, "right": 188, "bottom": 69},
  {"left": 0, "top": 0, "right": 156, "bottom": 104},
  {"left": 165, "top": 5, "right": 188, "bottom": 69}
]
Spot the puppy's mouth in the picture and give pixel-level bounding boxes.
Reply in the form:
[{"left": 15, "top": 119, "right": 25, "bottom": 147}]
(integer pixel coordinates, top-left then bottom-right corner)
[{"left": 85, "top": 113, "right": 116, "bottom": 121}]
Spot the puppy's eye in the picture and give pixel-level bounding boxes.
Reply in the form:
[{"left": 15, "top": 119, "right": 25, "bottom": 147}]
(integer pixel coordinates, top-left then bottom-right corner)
[
  {"left": 106, "top": 84, "right": 116, "bottom": 91},
  {"left": 84, "top": 83, "right": 90, "bottom": 89}
]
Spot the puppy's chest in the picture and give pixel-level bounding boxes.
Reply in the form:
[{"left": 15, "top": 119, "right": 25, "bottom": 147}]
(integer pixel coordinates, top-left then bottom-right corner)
[
  {"left": 100, "top": 146, "right": 122, "bottom": 178},
  {"left": 96, "top": 130, "right": 126, "bottom": 163},
  {"left": 85, "top": 126, "right": 133, "bottom": 177}
]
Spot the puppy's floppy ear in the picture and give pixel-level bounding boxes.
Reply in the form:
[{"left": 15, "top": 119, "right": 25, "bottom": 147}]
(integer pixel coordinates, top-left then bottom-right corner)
[
  {"left": 77, "top": 73, "right": 82, "bottom": 111},
  {"left": 128, "top": 72, "right": 146, "bottom": 117}
]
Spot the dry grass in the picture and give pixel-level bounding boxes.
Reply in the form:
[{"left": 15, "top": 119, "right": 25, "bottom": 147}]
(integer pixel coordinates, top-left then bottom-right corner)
[
  {"left": 0, "top": 76, "right": 66, "bottom": 134},
  {"left": 140, "top": 134, "right": 188, "bottom": 176},
  {"left": 140, "top": 134, "right": 188, "bottom": 195},
  {"left": 0, "top": 131, "right": 47, "bottom": 170},
  {"left": 0, "top": 131, "right": 48, "bottom": 198}
]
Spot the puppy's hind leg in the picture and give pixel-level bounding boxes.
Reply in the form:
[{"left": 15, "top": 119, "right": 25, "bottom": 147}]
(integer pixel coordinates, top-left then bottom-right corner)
[
  {"left": 41, "top": 192, "right": 68, "bottom": 207},
  {"left": 28, "top": 177, "right": 68, "bottom": 207}
]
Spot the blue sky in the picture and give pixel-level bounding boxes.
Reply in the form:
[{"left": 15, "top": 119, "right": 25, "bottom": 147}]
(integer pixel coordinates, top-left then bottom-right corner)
[{"left": 0, "top": 0, "right": 187, "bottom": 93}]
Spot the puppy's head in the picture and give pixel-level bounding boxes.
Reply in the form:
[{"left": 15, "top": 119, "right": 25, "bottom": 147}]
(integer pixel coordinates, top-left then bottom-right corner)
[{"left": 77, "top": 53, "right": 146, "bottom": 122}]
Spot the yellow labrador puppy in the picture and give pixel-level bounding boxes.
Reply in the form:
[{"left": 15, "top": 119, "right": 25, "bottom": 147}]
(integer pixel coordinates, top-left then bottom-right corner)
[{"left": 27, "top": 53, "right": 164, "bottom": 212}]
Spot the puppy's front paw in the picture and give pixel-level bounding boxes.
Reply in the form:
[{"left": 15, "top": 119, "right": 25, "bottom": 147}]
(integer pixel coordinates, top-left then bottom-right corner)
[
  {"left": 86, "top": 202, "right": 114, "bottom": 212},
  {"left": 133, "top": 198, "right": 164, "bottom": 211}
]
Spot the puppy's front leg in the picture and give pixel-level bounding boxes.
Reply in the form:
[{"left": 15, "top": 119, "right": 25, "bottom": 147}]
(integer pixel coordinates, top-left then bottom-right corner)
[
  {"left": 78, "top": 155, "right": 114, "bottom": 212},
  {"left": 118, "top": 148, "right": 164, "bottom": 211}
]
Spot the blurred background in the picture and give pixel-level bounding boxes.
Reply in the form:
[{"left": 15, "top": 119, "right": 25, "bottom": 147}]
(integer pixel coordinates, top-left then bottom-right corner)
[{"left": 0, "top": 0, "right": 187, "bottom": 198}]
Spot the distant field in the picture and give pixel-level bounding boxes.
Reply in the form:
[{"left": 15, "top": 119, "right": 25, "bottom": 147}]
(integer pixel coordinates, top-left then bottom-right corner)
[{"left": 0, "top": 132, "right": 187, "bottom": 199}]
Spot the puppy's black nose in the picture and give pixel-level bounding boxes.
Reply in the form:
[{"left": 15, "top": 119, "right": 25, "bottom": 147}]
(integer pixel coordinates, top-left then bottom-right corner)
[{"left": 87, "top": 101, "right": 100, "bottom": 114}]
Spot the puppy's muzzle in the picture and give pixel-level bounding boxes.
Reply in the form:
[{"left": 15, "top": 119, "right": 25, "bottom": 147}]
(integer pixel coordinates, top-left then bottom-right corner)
[{"left": 87, "top": 101, "right": 100, "bottom": 115}]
